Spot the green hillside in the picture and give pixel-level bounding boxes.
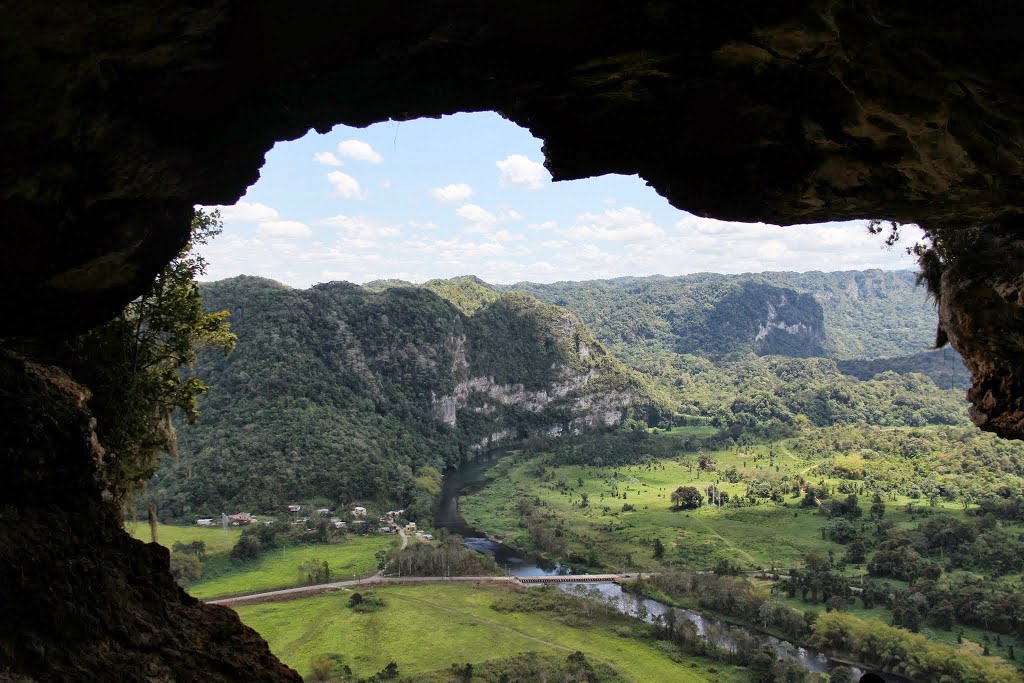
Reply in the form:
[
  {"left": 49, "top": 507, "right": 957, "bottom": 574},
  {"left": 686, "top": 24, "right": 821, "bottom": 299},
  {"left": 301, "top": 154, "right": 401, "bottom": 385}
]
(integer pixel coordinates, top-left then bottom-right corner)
[
  {"left": 503, "top": 270, "right": 939, "bottom": 361},
  {"left": 148, "top": 276, "right": 661, "bottom": 518}
]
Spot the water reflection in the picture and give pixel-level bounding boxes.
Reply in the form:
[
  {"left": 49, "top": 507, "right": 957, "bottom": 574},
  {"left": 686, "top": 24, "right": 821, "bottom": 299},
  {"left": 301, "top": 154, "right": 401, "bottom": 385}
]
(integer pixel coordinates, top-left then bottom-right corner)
[{"left": 557, "top": 583, "right": 906, "bottom": 682}]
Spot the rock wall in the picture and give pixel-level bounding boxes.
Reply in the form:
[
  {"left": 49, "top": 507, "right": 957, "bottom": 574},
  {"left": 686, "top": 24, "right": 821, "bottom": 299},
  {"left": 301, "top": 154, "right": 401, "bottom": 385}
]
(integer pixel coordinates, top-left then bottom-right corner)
[
  {"left": 933, "top": 223, "right": 1024, "bottom": 439},
  {"left": 0, "top": 352, "right": 300, "bottom": 681},
  {"left": 432, "top": 367, "right": 601, "bottom": 426}
]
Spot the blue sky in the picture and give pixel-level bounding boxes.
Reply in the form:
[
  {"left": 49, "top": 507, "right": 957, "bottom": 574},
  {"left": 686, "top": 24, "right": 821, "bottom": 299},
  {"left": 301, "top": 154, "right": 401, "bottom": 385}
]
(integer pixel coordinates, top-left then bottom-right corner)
[{"left": 201, "top": 112, "right": 923, "bottom": 287}]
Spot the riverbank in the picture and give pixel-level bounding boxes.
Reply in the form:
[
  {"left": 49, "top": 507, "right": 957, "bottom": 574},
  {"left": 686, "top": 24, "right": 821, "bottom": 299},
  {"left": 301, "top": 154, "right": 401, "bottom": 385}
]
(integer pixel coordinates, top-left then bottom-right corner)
[{"left": 621, "top": 575, "right": 1016, "bottom": 683}]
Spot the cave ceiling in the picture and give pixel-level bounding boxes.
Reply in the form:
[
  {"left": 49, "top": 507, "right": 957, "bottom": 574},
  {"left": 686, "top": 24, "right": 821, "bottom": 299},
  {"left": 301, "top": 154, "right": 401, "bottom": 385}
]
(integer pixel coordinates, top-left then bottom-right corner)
[{"left": 2, "top": 1, "right": 1024, "bottom": 435}]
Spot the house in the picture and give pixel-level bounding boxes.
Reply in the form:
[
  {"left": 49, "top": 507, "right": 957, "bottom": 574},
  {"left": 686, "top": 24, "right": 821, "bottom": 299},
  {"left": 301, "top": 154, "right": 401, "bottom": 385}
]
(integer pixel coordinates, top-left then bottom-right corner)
[
  {"left": 404, "top": 522, "right": 417, "bottom": 532},
  {"left": 316, "top": 508, "right": 331, "bottom": 515},
  {"left": 195, "top": 518, "right": 213, "bottom": 527},
  {"left": 378, "top": 526, "right": 393, "bottom": 534},
  {"left": 332, "top": 520, "right": 346, "bottom": 529},
  {"left": 229, "top": 513, "right": 253, "bottom": 525},
  {"left": 287, "top": 504, "right": 301, "bottom": 513},
  {"left": 351, "top": 506, "right": 367, "bottom": 517}
]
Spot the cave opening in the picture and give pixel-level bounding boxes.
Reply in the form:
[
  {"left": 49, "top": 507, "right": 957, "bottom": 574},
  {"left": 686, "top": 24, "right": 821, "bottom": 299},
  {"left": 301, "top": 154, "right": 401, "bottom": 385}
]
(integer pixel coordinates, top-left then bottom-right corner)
[
  {"left": 4, "top": 3, "right": 1024, "bottom": 681},
  {"left": 197, "top": 111, "right": 925, "bottom": 287}
]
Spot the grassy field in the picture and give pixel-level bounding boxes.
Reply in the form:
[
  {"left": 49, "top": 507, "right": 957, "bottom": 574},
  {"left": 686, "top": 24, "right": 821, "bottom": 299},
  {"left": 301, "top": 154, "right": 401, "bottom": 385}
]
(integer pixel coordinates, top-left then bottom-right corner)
[
  {"left": 189, "top": 535, "right": 396, "bottom": 599},
  {"left": 236, "top": 583, "right": 749, "bottom": 682},
  {"left": 125, "top": 520, "right": 241, "bottom": 554},
  {"left": 461, "top": 435, "right": 967, "bottom": 574},
  {"left": 126, "top": 520, "right": 395, "bottom": 600}
]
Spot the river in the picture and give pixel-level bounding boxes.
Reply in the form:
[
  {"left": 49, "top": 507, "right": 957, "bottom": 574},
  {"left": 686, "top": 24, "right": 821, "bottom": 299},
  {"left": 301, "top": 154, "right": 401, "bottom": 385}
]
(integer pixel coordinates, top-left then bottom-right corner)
[{"left": 436, "top": 454, "right": 908, "bottom": 682}]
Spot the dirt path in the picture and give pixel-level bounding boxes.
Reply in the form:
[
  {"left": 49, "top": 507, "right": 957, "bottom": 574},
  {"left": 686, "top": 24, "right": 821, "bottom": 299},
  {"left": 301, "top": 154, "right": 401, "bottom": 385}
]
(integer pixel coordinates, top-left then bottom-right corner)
[
  {"left": 692, "top": 515, "right": 759, "bottom": 567},
  {"left": 370, "top": 527, "right": 409, "bottom": 579}
]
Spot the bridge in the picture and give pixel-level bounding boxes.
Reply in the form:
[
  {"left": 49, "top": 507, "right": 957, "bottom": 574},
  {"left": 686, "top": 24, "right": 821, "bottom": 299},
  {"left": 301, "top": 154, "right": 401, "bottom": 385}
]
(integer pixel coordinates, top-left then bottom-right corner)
[{"left": 516, "top": 573, "right": 641, "bottom": 584}]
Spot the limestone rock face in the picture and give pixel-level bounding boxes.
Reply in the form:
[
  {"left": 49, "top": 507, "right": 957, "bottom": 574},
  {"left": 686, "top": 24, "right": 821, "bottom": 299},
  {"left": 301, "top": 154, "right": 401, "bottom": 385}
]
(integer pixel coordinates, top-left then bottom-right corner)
[
  {"left": 0, "top": 352, "right": 300, "bottom": 682},
  {"left": 935, "top": 224, "right": 1024, "bottom": 439}
]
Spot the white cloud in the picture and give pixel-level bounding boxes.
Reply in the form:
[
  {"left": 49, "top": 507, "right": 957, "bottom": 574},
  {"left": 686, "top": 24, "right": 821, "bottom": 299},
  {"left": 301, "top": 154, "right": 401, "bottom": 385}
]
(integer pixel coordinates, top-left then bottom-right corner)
[
  {"left": 381, "top": 179, "right": 392, "bottom": 189},
  {"left": 566, "top": 206, "right": 665, "bottom": 241},
  {"left": 496, "top": 154, "right": 548, "bottom": 189},
  {"left": 430, "top": 183, "right": 474, "bottom": 203},
  {"left": 258, "top": 220, "right": 312, "bottom": 238},
  {"left": 492, "top": 230, "right": 526, "bottom": 242},
  {"left": 212, "top": 201, "right": 279, "bottom": 223},
  {"left": 407, "top": 221, "right": 439, "bottom": 230},
  {"left": 541, "top": 240, "right": 569, "bottom": 249},
  {"left": 528, "top": 220, "right": 558, "bottom": 231},
  {"left": 338, "top": 139, "right": 383, "bottom": 163},
  {"left": 457, "top": 203, "right": 497, "bottom": 226},
  {"left": 313, "top": 152, "right": 343, "bottom": 166},
  {"left": 316, "top": 214, "right": 401, "bottom": 239},
  {"left": 326, "top": 171, "right": 367, "bottom": 199}
]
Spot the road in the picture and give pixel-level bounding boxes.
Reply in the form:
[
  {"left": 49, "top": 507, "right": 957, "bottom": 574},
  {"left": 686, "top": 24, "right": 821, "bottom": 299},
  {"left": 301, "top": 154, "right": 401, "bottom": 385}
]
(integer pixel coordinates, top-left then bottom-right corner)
[{"left": 206, "top": 572, "right": 641, "bottom": 608}]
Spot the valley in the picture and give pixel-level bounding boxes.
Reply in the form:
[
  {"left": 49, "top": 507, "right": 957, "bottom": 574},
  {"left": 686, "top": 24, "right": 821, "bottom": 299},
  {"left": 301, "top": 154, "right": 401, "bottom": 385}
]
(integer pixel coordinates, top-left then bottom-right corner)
[{"left": 135, "top": 270, "right": 1024, "bottom": 682}]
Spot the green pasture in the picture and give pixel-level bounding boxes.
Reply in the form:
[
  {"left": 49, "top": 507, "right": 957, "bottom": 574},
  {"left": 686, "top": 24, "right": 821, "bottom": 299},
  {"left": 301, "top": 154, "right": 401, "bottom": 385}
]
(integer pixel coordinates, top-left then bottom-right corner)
[
  {"left": 236, "top": 583, "right": 748, "bottom": 682},
  {"left": 461, "top": 434, "right": 980, "bottom": 574},
  {"left": 189, "top": 535, "right": 395, "bottom": 599},
  {"left": 125, "top": 520, "right": 241, "bottom": 554}
]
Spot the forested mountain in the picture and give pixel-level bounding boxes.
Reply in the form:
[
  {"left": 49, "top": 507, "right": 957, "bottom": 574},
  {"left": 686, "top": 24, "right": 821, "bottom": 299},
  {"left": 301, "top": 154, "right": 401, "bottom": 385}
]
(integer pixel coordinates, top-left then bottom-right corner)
[
  {"left": 149, "top": 276, "right": 661, "bottom": 518},
  {"left": 503, "top": 270, "right": 939, "bottom": 361}
]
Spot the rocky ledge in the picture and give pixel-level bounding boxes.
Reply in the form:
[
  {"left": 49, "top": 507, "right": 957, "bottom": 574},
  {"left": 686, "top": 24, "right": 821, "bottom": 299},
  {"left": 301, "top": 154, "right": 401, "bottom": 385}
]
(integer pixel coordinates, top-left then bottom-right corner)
[{"left": 0, "top": 352, "right": 300, "bottom": 682}]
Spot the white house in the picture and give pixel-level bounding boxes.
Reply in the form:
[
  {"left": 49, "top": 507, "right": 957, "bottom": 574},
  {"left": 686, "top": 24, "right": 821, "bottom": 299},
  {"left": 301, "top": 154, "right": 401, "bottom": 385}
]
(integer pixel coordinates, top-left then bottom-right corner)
[
  {"left": 287, "top": 504, "right": 301, "bottom": 513},
  {"left": 195, "top": 518, "right": 213, "bottom": 527},
  {"left": 351, "top": 506, "right": 367, "bottom": 516},
  {"left": 316, "top": 508, "right": 331, "bottom": 515}
]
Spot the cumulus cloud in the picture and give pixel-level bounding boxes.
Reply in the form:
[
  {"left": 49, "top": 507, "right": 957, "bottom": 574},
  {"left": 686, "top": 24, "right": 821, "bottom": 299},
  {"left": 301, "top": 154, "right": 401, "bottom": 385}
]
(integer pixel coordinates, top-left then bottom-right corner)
[
  {"left": 338, "top": 139, "right": 383, "bottom": 163},
  {"left": 212, "top": 201, "right": 279, "bottom": 223},
  {"left": 457, "top": 203, "right": 497, "bottom": 226},
  {"left": 313, "top": 152, "right": 343, "bottom": 166},
  {"left": 327, "top": 171, "right": 367, "bottom": 199},
  {"left": 258, "top": 220, "right": 312, "bottom": 238},
  {"left": 430, "top": 183, "right": 474, "bottom": 203},
  {"left": 528, "top": 220, "right": 558, "bottom": 231},
  {"left": 316, "top": 213, "right": 401, "bottom": 239},
  {"left": 497, "top": 154, "right": 548, "bottom": 189},
  {"left": 566, "top": 206, "right": 666, "bottom": 241}
]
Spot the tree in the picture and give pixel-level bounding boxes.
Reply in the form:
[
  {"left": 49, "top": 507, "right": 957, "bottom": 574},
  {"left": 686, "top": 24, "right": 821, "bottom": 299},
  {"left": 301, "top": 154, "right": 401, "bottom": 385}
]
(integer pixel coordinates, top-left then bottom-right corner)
[
  {"left": 172, "top": 540, "right": 206, "bottom": 561},
  {"left": 870, "top": 492, "right": 886, "bottom": 521},
  {"left": 802, "top": 486, "right": 818, "bottom": 508},
  {"left": 230, "top": 534, "right": 260, "bottom": 563},
  {"left": 842, "top": 538, "right": 866, "bottom": 565},
  {"left": 168, "top": 552, "right": 201, "bottom": 586},
  {"left": 670, "top": 486, "right": 703, "bottom": 510},
  {"left": 48, "top": 208, "right": 235, "bottom": 496},
  {"left": 653, "top": 538, "right": 665, "bottom": 559}
]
